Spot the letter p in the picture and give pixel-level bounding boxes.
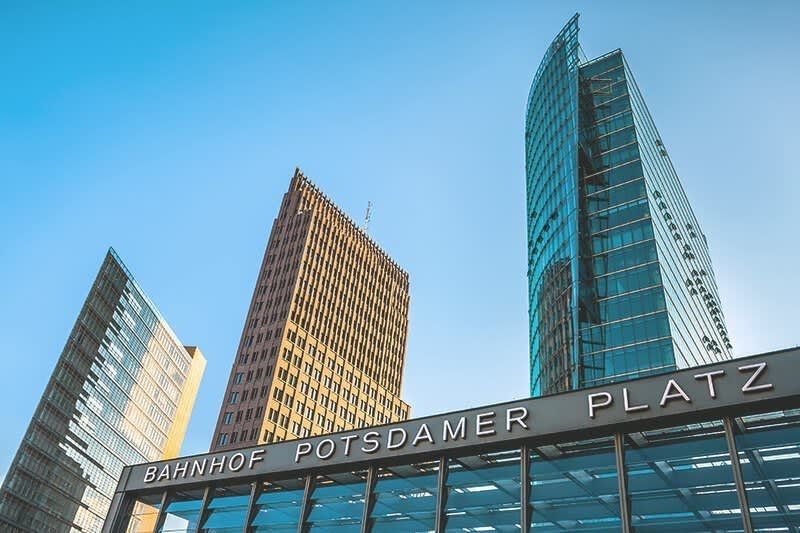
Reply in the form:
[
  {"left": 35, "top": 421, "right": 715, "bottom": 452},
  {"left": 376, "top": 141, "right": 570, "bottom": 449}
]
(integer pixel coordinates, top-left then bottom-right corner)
[
  {"left": 295, "top": 442, "right": 312, "bottom": 463},
  {"left": 588, "top": 392, "right": 613, "bottom": 419}
]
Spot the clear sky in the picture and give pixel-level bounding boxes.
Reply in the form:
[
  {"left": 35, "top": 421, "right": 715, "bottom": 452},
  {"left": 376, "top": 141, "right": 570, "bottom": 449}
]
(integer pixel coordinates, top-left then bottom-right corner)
[{"left": 1, "top": 1, "right": 799, "bottom": 476}]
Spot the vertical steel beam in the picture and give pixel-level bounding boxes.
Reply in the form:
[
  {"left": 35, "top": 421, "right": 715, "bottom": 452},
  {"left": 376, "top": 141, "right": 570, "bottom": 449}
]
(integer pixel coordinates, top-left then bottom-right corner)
[
  {"left": 520, "top": 445, "right": 531, "bottom": 533},
  {"left": 242, "top": 480, "right": 261, "bottom": 533},
  {"left": 434, "top": 456, "right": 449, "bottom": 533},
  {"left": 152, "top": 491, "right": 170, "bottom": 533},
  {"left": 614, "top": 433, "right": 632, "bottom": 533},
  {"left": 193, "top": 486, "right": 212, "bottom": 533},
  {"left": 104, "top": 467, "right": 135, "bottom": 533},
  {"left": 296, "top": 474, "right": 315, "bottom": 533},
  {"left": 360, "top": 466, "right": 377, "bottom": 533},
  {"left": 724, "top": 416, "right": 754, "bottom": 533},
  {"left": 102, "top": 492, "right": 133, "bottom": 533}
]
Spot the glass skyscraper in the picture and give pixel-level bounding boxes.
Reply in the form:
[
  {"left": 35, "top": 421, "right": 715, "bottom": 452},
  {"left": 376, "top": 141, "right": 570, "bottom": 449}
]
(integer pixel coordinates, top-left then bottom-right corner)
[
  {"left": 0, "top": 249, "right": 206, "bottom": 532},
  {"left": 526, "top": 14, "right": 732, "bottom": 396}
]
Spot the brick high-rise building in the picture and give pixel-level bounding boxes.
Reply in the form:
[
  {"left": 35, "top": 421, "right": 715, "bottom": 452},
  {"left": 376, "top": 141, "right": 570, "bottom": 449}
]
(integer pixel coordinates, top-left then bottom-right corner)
[{"left": 211, "top": 169, "right": 410, "bottom": 450}]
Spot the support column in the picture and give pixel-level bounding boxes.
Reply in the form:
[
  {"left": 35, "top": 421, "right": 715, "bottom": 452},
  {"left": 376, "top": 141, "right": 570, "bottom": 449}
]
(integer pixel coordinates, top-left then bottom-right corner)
[
  {"left": 520, "top": 445, "right": 531, "bottom": 533},
  {"left": 193, "top": 486, "right": 212, "bottom": 533},
  {"left": 434, "top": 456, "right": 449, "bottom": 533},
  {"left": 296, "top": 474, "right": 315, "bottom": 533},
  {"left": 360, "top": 466, "right": 377, "bottom": 533},
  {"left": 101, "top": 492, "right": 135, "bottom": 533},
  {"left": 152, "top": 491, "right": 171, "bottom": 533},
  {"left": 724, "top": 416, "right": 754, "bottom": 533},
  {"left": 614, "top": 432, "right": 632, "bottom": 533},
  {"left": 243, "top": 480, "right": 261, "bottom": 533}
]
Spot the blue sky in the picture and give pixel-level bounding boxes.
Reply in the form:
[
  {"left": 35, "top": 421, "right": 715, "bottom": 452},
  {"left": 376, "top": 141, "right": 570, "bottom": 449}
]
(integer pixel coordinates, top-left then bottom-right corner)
[{"left": 1, "top": 1, "right": 798, "bottom": 474}]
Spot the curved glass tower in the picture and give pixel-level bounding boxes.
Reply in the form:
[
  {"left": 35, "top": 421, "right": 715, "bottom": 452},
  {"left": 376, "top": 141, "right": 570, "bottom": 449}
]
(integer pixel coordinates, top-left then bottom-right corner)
[{"left": 526, "top": 15, "right": 732, "bottom": 396}]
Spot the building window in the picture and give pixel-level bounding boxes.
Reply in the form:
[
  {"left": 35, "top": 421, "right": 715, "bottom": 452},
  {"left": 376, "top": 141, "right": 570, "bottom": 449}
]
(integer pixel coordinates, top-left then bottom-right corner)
[
  {"left": 229, "top": 391, "right": 239, "bottom": 404},
  {"left": 223, "top": 412, "right": 233, "bottom": 425},
  {"left": 234, "top": 373, "right": 244, "bottom": 384},
  {"left": 216, "top": 433, "right": 228, "bottom": 446}
]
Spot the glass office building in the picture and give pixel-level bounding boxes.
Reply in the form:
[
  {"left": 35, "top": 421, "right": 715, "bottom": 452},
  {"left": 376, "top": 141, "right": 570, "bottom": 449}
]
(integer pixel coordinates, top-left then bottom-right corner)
[
  {"left": 0, "top": 249, "right": 206, "bottom": 532},
  {"left": 526, "top": 15, "right": 732, "bottom": 396},
  {"left": 105, "top": 347, "right": 800, "bottom": 532}
]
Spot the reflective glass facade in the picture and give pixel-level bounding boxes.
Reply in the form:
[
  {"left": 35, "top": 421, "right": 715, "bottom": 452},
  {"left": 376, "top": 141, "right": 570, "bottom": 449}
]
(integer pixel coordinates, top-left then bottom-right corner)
[
  {"left": 106, "top": 349, "right": 800, "bottom": 533},
  {"left": 0, "top": 249, "right": 205, "bottom": 533},
  {"left": 526, "top": 15, "right": 732, "bottom": 396}
]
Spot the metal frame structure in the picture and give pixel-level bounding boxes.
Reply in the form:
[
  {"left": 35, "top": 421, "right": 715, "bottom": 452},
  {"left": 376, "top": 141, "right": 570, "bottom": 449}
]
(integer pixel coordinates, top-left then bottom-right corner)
[{"left": 104, "top": 348, "right": 800, "bottom": 532}]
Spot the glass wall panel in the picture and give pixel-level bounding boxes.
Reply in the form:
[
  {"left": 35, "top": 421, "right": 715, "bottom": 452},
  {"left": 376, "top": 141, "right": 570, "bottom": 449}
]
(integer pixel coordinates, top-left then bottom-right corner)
[
  {"left": 158, "top": 489, "right": 205, "bottom": 533},
  {"left": 445, "top": 449, "right": 521, "bottom": 531},
  {"left": 200, "top": 485, "right": 251, "bottom": 532},
  {"left": 304, "top": 471, "right": 367, "bottom": 531},
  {"left": 370, "top": 460, "right": 438, "bottom": 532},
  {"left": 525, "top": 14, "right": 581, "bottom": 397},
  {"left": 734, "top": 409, "right": 800, "bottom": 530},
  {"left": 625, "top": 422, "right": 743, "bottom": 531},
  {"left": 529, "top": 437, "right": 620, "bottom": 531},
  {"left": 124, "top": 494, "right": 162, "bottom": 533},
  {"left": 581, "top": 337, "right": 674, "bottom": 387},
  {"left": 249, "top": 477, "right": 306, "bottom": 532}
]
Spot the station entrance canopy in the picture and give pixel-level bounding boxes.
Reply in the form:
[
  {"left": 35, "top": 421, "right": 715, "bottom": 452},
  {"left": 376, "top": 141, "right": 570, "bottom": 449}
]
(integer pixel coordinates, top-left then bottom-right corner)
[{"left": 105, "top": 348, "right": 800, "bottom": 532}]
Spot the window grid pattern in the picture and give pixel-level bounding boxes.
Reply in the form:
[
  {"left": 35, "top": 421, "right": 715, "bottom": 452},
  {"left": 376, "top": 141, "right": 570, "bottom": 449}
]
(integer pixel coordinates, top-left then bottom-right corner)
[{"left": 0, "top": 250, "right": 204, "bottom": 533}]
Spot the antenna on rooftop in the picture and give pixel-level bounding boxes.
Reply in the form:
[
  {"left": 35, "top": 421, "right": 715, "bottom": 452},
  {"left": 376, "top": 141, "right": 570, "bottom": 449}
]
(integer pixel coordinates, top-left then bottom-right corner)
[{"left": 363, "top": 201, "right": 372, "bottom": 233}]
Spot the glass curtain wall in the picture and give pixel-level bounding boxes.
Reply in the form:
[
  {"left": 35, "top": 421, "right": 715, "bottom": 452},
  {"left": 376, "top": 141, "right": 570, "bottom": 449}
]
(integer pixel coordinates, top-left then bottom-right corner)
[
  {"left": 0, "top": 249, "right": 199, "bottom": 533},
  {"left": 525, "top": 14, "right": 582, "bottom": 396},
  {"left": 577, "top": 51, "right": 674, "bottom": 389},
  {"left": 527, "top": 15, "right": 733, "bottom": 396}
]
